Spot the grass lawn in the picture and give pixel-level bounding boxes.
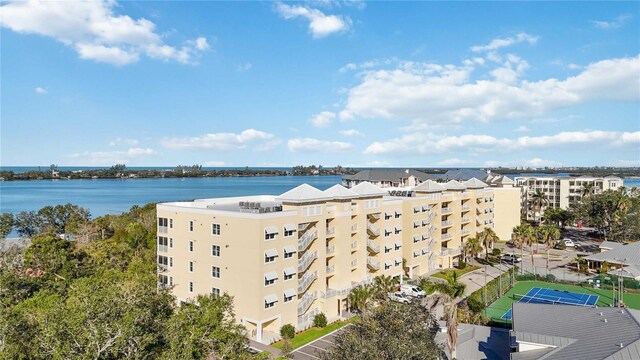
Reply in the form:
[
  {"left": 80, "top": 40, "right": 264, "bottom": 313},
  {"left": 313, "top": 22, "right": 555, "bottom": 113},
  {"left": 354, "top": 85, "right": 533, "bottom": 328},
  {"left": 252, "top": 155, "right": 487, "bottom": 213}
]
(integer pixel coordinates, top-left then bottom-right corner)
[
  {"left": 272, "top": 316, "right": 358, "bottom": 350},
  {"left": 432, "top": 265, "right": 481, "bottom": 279},
  {"left": 485, "top": 280, "right": 640, "bottom": 325}
]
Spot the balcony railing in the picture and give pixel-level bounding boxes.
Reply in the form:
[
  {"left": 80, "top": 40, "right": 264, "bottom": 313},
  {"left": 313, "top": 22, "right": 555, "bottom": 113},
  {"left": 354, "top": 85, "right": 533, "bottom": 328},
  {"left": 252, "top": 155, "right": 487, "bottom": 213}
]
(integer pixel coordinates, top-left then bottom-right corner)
[
  {"left": 298, "top": 223, "right": 309, "bottom": 232},
  {"left": 441, "top": 207, "right": 453, "bottom": 213},
  {"left": 351, "top": 259, "right": 358, "bottom": 267},
  {"left": 326, "top": 245, "right": 335, "bottom": 255},
  {"left": 440, "top": 247, "right": 462, "bottom": 256},
  {"left": 367, "top": 240, "right": 380, "bottom": 253},
  {"left": 441, "top": 220, "right": 453, "bottom": 227},
  {"left": 158, "top": 244, "right": 168, "bottom": 253},
  {"left": 158, "top": 226, "right": 168, "bottom": 234},
  {"left": 326, "top": 265, "right": 335, "bottom": 274},
  {"left": 298, "top": 228, "right": 318, "bottom": 252},
  {"left": 366, "top": 257, "right": 380, "bottom": 271},
  {"left": 461, "top": 204, "right": 471, "bottom": 211},
  {"left": 461, "top": 216, "right": 470, "bottom": 223},
  {"left": 351, "top": 223, "right": 358, "bottom": 233},
  {"left": 368, "top": 213, "right": 381, "bottom": 220},
  {"left": 298, "top": 270, "right": 318, "bottom": 294},
  {"left": 297, "top": 290, "right": 317, "bottom": 315},
  {"left": 351, "top": 240, "right": 358, "bottom": 249},
  {"left": 461, "top": 228, "right": 470, "bottom": 235},
  {"left": 157, "top": 264, "right": 169, "bottom": 272},
  {"left": 298, "top": 250, "right": 318, "bottom": 273},
  {"left": 441, "top": 232, "right": 453, "bottom": 240},
  {"left": 367, "top": 223, "right": 380, "bottom": 237},
  {"left": 326, "top": 227, "right": 335, "bottom": 236}
]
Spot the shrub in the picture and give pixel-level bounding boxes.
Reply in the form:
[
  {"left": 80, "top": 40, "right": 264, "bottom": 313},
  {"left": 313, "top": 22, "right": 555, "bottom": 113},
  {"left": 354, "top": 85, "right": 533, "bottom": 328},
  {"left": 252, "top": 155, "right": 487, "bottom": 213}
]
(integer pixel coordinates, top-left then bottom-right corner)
[
  {"left": 458, "top": 260, "right": 467, "bottom": 269},
  {"left": 280, "top": 324, "right": 295, "bottom": 339},
  {"left": 492, "top": 248, "right": 501, "bottom": 256},
  {"left": 466, "top": 296, "right": 485, "bottom": 313},
  {"left": 556, "top": 242, "right": 566, "bottom": 250},
  {"left": 313, "top": 312, "right": 327, "bottom": 328}
]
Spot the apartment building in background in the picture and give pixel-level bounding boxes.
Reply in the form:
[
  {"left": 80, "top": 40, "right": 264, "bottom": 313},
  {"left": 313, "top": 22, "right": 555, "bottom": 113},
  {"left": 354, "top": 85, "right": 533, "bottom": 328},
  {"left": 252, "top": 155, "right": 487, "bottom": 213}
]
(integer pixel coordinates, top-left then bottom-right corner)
[
  {"left": 156, "top": 179, "right": 520, "bottom": 343},
  {"left": 515, "top": 175, "right": 623, "bottom": 220}
]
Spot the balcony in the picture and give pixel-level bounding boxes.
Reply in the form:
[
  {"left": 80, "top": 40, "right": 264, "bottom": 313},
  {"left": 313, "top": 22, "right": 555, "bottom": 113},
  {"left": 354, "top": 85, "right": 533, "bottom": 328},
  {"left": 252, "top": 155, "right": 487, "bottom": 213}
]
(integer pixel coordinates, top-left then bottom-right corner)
[
  {"left": 298, "top": 223, "right": 310, "bottom": 232},
  {"left": 441, "top": 232, "right": 453, "bottom": 240},
  {"left": 441, "top": 207, "right": 453, "bottom": 214},
  {"left": 461, "top": 216, "right": 470, "bottom": 223},
  {"left": 157, "top": 264, "right": 168, "bottom": 272},
  {"left": 351, "top": 223, "right": 358, "bottom": 233},
  {"left": 366, "top": 257, "right": 380, "bottom": 271},
  {"left": 440, "top": 247, "right": 462, "bottom": 256},
  {"left": 367, "top": 240, "right": 380, "bottom": 253},
  {"left": 367, "top": 223, "right": 380, "bottom": 237},
  {"left": 368, "top": 212, "right": 381, "bottom": 221},
  {"left": 158, "top": 226, "right": 168, "bottom": 234},
  {"left": 461, "top": 228, "right": 470, "bottom": 235},
  {"left": 326, "top": 227, "right": 335, "bottom": 236},
  {"left": 326, "top": 265, "right": 335, "bottom": 274},
  {"left": 158, "top": 244, "right": 168, "bottom": 253},
  {"left": 351, "top": 240, "right": 358, "bottom": 250},
  {"left": 298, "top": 270, "right": 318, "bottom": 294},
  {"left": 441, "top": 220, "right": 453, "bottom": 227},
  {"left": 326, "top": 245, "right": 335, "bottom": 256},
  {"left": 298, "top": 228, "right": 318, "bottom": 252},
  {"left": 297, "top": 290, "right": 317, "bottom": 315},
  {"left": 351, "top": 259, "right": 358, "bottom": 268},
  {"left": 461, "top": 204, "right": 470, "bottom": 211},
  {"left": 298, "top": 250, "right": 318, "bottom": 273}
]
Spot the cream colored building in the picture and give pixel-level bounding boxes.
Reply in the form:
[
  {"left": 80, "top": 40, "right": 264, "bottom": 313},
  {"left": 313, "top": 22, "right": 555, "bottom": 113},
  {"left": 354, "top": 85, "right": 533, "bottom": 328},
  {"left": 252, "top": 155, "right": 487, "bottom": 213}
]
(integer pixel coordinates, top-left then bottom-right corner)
[
  {"left": 156, "top": 179, "right": 520, "bottom": 343},
  {"left": 515, "top": 175, "right": 623, "bottom": 220}
]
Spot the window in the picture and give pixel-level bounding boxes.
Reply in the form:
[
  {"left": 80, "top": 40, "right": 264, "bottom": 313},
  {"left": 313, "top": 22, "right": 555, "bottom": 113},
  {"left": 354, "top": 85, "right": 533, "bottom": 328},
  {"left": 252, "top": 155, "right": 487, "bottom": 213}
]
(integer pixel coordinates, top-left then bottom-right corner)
[
  {"left": 189, "top": 261, "right": 194, "bottom": 272},
  {"left": 284, "top": 291, "right": 295, "bottom": 303},
  {"left": 284, "top": 246, "right": 295, "bottom": 259},
  {"left": 158, "top": 236, "right": 168, "bottom": 246},
  {"left": 158, "top": 255, "right": 168, "bottom": 266},
  {"left": 264, "top": 249, "right": 278, "bottom": 263},
  {"left": 169, "top": 238, "right": 173, "bottom": 248},
  {"left": 284, "top": 273, "right": 294, "bottom": 280},
  {"left": 211, "top": 245, "right": 220, "bottom": 257},
  {"left": 158, "top": 218, "right": 168, "bottom": 227},
  {"left": 169, "top": 219, "right": 173, "bottom": 229},
  {"left": 264, "top": 295, "right": 278, "bottom": 309},
  {"left": 169, "top": 257, "right": 173, "bottom": 267},
  {"left": 212, "top": 266, "right": 220, "bottom": 278},
  {"left": 284, "top": 229, "right": 295, "bottom": 237},
  {"left": 158, "top": 274, "right": 169, "bottom": 287},
  {"left": 265, "top": 271, "right": 278, "bottom": 286},
  {"left": 212, "top": 288, "right": 220, "bottom": 297},
  {"left": 265, "top": 232, "right": 276, "bottom": 240},
  {"left": 189, "top": 281, "right": 193, "bottom": 293},
  {"left": 189, "top": 220, "right": 194, "bottom": 232},
  {"left": 212, "top": 223, "right": 221, "bottom": 235},
  {"left": 189, "top": 241, "right": 194, "bottom": 252},
  {"left": 265, "top": 278, "right": 276, "bottom": 286}
]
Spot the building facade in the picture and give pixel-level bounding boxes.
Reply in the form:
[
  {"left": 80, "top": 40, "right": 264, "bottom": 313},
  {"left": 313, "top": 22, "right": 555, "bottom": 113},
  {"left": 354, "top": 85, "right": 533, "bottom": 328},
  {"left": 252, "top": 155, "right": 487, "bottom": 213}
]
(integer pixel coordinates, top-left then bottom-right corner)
[
  {"left": 156, "top": 179, "right": 519, "bottom": 343},
  {"left": 515, "top": 175, "right": 623, "bottom": 220}
]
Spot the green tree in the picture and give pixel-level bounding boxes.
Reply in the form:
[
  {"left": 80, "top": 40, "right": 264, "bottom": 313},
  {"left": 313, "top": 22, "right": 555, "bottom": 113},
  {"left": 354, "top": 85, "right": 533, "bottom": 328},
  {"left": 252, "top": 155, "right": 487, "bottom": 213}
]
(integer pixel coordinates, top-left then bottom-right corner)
[
  {"left": 530, "top": 190, "right": 549, "bottom": 223},
  {"left": 320, "top": 302, "right": 442, "bottom": 360},
  {"left": 538, "top": 225, "right": 561, "bottom": 274},
  {"left": 543, "top": 208, "right": 573, "bottom": 229},
  {"left": 14, "top": 211, "right": 42, "bottom": 238},
  {"left": 463, "top": 237, "right": 482, "bottom": 263},
  {"left": 372, "top": 275, "right": 398, "bottom": 300},
  {"left": 0, "top": 213, "right": 14, "bottom": 238},
  {"left": 572, "top": 188, "right": 634, "bottom": 241},
  {"left": 348, "top": 284, "right": 375, "bottom": 317},
  {"left": 477, "top": 227, "right": 499, "bottom": 260}
]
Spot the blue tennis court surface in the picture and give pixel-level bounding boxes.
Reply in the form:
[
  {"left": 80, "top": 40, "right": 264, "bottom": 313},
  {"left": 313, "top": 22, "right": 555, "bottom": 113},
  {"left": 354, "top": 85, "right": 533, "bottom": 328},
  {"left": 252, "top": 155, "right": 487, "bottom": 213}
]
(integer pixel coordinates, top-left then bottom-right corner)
[{"left": 501, "top": 287, "right": 598, "bottom": 320}]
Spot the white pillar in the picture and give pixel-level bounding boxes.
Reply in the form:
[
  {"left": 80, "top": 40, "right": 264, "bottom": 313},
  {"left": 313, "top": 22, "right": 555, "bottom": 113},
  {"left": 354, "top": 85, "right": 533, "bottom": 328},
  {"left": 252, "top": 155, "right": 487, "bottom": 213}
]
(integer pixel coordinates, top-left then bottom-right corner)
[{"left": 256, "top": 321, "right": 263, "bottom": 343}]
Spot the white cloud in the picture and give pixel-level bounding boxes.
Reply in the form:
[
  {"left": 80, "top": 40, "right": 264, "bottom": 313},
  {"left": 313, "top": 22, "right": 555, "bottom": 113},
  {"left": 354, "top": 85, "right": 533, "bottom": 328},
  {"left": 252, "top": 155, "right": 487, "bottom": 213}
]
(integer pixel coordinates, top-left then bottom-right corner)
[
  {"left": 592, "top": 14, "right": 632, "bottom": 29},
  {"left": 203, "top": 161, "right": 225, "bottom": 167},
  {"left": 339, "top": 55, "right": 640, "bottom": 125},
  {"left": 236, "top": 63, "right": 253, "bottom": 72},
  {"left": 109, "top": 138, "right": 139, "bottom": 146},
  {"left": 471, "top": 32, "right": 539, "bottom": 52},
  {"left": 614, "top": 159, "right": 640, "bottom": 167},
  {"left": 0, "top": 0, "right": 209, "bottom": 65},
  {"left": 484, "top": 158, "right": 562, "bottom": 168},
  {"left": 339, "top": 58, "right": 397, "bottom": 73},
  {"left": 514, "top": 126, "right": 530, "bottom": 132},
  {"left": 437, "top": 158, "right": 469, "bottom": 166},
  {"left": 275, "top": 2, "right": 350, "bottom": 38},
  {"left": 34, "top": 86, "right": 47, "bottom": 94},
  {"left": 288, "top": 138, "right": 353, "bottom": 153},
  {"left": 311, "top": 111, "right": 336, "bottom": 128},
  {"left": 364, "top": 130, "right": 640, "bottom": 155},
  {"left": 339, "top": 129, "right": 363, "bottom": 137},
  {"left": 161, "top": 129, "right": 279, "bottom": 151},
  {"left": 66, "top": 147, "right": 156, "bottom": 165}
]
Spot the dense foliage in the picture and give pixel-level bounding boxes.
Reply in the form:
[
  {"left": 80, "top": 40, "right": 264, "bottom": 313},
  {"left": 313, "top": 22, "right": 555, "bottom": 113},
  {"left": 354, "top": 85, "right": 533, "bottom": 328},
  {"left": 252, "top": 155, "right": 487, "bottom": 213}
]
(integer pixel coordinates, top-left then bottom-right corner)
[{"left": 0, "top": 204, "right": 265, "bottom": 360}]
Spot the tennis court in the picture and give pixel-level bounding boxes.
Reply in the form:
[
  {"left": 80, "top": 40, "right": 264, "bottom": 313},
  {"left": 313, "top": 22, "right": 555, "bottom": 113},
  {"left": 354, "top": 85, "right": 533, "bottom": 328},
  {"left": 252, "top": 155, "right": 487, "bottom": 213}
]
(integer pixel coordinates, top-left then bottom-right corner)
[{"left": 501, "top": 287, "right": 599, "bottom": 320}]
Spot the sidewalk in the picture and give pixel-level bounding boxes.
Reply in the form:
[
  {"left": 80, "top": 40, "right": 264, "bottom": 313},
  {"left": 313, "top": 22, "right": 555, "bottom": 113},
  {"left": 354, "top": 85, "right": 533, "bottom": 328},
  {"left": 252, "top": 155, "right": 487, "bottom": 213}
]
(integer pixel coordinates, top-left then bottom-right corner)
[{"left": 248, "top": 339, "right": 282, "bottom": 359}]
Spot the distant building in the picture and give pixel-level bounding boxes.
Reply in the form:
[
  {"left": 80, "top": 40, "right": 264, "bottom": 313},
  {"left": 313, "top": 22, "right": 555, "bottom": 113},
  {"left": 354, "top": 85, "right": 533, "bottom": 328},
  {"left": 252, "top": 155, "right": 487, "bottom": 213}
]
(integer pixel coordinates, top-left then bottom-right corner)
[
  {"left": 156, "top": 180, "right": 519, "bottom": 343},
  {"left": 510, "top": 303, "right": 640, "bottom": 359},
  {"left": 585, "top": 241, "right": 640, "bottom": 280},
  {"left": 341, "top": 169, "right": 440, "bottom": 188},
  {"left": 515, "top": 175, "right": 623, "bottom": 221}
]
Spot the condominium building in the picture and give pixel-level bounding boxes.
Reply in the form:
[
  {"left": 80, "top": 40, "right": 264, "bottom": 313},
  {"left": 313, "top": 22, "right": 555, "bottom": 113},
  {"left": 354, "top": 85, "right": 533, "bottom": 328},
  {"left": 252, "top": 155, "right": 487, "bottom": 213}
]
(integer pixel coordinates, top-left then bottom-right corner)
[
  {"left": 515, "top": 175, "right": 623, "bottom": 220},
  {"left": 156, "top": 179, "right": 519, "bottom": 343}
]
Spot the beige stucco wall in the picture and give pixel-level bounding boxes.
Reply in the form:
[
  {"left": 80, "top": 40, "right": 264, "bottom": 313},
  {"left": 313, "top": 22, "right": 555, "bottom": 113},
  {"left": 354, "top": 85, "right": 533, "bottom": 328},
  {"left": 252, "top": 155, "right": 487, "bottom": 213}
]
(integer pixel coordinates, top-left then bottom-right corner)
[{"left": 492, "top": 187, "right": 522, "bottom": 241}]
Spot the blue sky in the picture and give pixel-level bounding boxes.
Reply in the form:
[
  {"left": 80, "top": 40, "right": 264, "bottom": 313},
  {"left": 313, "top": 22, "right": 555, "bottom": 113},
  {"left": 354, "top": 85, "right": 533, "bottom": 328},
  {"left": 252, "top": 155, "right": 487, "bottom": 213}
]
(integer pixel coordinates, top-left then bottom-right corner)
[{"left": 1, "top": 1, "right": 639, "bottom": 168}]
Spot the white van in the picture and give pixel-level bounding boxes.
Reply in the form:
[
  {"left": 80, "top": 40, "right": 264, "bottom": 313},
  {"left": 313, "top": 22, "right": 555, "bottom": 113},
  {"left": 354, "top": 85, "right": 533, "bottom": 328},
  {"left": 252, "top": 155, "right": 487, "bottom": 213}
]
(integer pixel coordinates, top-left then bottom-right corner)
[{"left": 400, "top": 284, "right": 426, "bottom": 298}]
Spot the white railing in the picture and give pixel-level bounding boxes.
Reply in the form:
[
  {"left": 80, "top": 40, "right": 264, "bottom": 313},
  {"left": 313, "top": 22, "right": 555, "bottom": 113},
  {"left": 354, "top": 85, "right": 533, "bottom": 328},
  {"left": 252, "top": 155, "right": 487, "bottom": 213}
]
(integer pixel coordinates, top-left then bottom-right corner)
[
  {"left": 158, "top": 226, "right": 168, "bottom": 234},
  {"left": 298, "top": 223, "right": 309, "bottom": 232},
  {"left": 351, "top": 240, "right": 358, "bottom": 249},
  {"left": 322, "top": 287, "right": 350, "bottom": 299},
  {"left": 461, "top": 228, "right": 470, "bottom": 234},
  {"left": 422, "top": 219, "right": 430, "bottom": 226},
  {"left": 158, "top": 244, "right": 168, "bottom": 253},
  {"left": 441, "top": 220, "right": 453, "bottom": 227},
  {"left": 440, "top": 247, "right": 462, "bottom": 256},
  {"left": 367, "top": 240, "right": 380, "bottom": 253},
  {"left": 298, "top": 271, "right": 318, "bottom": 294},
  {"left": 351, "top": 223, "right": 358, "bottom": 232},
  {"left": 461, "top": 204, "right": 470, "bottom": 210},
  {"left": 441, "top": 207, "right": 453, "bottom": 213},
  {"left": 368, "top": 212, "right": 381, "bottom": 220},
  {"left": 157, "top": 264, "right": 168, "bottom": 272},
  {"left": 366, "top": 257, "right": 380, "bottom": 270},
  {"left": 351, "top": 259, "right": 358, "bottom": 267},
  {"left": 326, "top": 265, "right": 335, "bottom": 274},
  {"left": 297, "top": 291, "right": 317, "bottom": 315},
  {"left": 326, "top": 227, "right": 335, "bottom": 236},
  {"left": 298, "top": 228, "right": 318, "bottom": 252},
  {"left": 461, "top": 216, "right": 470, "bottom": 223},
  {"left": 326, "top": 245, "right": 335, "bottom": 255},
  {"left": 298, "top": 250, "right": 318, "bottom": 273},
  {"left": 367, "top": 223, "right": 380, "bottom": 236},
  {"left": 441, "top": 232, "right": 453, "bottom": 240}
]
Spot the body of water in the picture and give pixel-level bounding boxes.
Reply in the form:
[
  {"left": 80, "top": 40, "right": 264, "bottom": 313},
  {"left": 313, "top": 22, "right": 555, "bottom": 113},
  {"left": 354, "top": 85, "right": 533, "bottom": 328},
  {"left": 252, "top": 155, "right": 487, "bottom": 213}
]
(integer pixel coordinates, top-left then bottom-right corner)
[{"left": 0, "top": 176, "right": 342, "bottom": 217}]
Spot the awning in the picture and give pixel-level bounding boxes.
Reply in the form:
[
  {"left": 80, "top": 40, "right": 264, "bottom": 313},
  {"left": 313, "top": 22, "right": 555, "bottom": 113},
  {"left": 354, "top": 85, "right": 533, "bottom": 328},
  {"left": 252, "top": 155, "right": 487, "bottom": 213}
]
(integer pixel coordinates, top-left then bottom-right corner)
[
  {"left": 422, "top": 234, "right": 429, "bottom": 240},
  {"left": 422, "top": 205, "right": 430, "bottom": 211},
  {"left": 265, "top": 226, "right": 278, "bottom": 234},
  {"left": 395, "top": 257, "right": 402, "bottom": 264},
  {"left": 283, "top": 245, "right": 296, "bottom": 254},
  {"left": 284, "top": 288, "right": 296, "bottom": 298},
  {"left": 395, "top": 210, "right": 402, "bottom": 215},
  {"left": 414, "top": 206, "right": 421, "bottom": 212},
  {"left": 385, "top": 211, "right": 393, "bottom": 217},
  {"left": 385, "top": 244, "right": 393, "bottom": 251},
  {"left": 395, "top": 226, "right": 402, "bottom": 232},
  {"left": 413, "top": 235, "right": 420, "bottom": 242},
  {"left": 385, "top": 228, "right": 393, "bottom": 234},
  {"left": 265, "top": 248, "right": 278, "bottom": 257},
  {"left": 264, "top": 294, "right": 278, "bottom": 304},
  {"left": 385, "top": 260, "right": 393, "bottom": 267},
  {"left": 284, "top": 224, "right": 296, "bottom": 232},
  {"left": 422, "top": 220, "right": 429, "bottom": 226},
  {"left": 395, "top": 241, "right": 402, "bottom": 248},
  {"left": 413, "top": 250, "right": 420, "bottom": 257},
  {"left": 414, "top": 221, "right": 420, "bottom": 227},
  {"left": 422, "top": 248, "right": 429, "bottom": 254},
  {"left": 284, "top": 267, "right": 296, "bottom": 276},
  {"left": 265, "top": 271, "right": 278, "bottom": 281}
]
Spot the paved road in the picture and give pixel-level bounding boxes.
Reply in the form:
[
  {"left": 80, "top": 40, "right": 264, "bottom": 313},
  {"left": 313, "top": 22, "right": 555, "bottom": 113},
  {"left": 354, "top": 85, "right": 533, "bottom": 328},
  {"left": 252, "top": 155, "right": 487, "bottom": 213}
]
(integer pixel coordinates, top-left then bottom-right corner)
[{"left": 290, "top": 325, "right": 350, "bottom": 359}]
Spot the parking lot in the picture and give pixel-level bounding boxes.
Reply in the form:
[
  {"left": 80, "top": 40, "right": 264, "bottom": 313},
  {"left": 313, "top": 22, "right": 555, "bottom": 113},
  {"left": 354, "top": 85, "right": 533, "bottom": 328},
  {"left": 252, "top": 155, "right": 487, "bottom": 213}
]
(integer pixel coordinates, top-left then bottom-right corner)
[{"left": 290, "top": 325, "right": 350, "bottom": 359}]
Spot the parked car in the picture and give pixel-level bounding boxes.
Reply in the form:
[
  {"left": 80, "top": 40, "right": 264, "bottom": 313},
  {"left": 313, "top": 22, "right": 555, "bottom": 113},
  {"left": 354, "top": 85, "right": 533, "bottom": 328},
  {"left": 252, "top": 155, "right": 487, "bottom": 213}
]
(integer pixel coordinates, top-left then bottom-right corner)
[
  {"left": 561, "top": 238, "right": 576, "bottom": 247},
  {"left": 500, "top": 254, "right": 521, "bottom": 264},
  {"left": 400, "top": 284, "right": 426, "bottom": 298},
  {"left": 387, "top": 292, "right": 411, "bottom": 304}
]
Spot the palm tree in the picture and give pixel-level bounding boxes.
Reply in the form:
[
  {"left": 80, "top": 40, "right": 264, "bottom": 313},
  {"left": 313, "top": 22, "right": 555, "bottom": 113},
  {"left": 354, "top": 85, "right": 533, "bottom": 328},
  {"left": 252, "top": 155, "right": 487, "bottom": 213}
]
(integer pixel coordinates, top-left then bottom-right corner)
[
  {"left": 512, "top": 225, "right": 529, "bottom": 273},
  {"left": 373, "top": 275, "right": 398, "bottom": 300},
  {"left": 581, "top": 183, "right": 595, "bottom": 200},
  {"left": 539, "top": 225, "right": 561, "bottom": 274},
  {"left": 463, "top": 237, "right": 482, "bottom": 264},
  {"left": 478, "top": 227, "right": 499, "bottom": 260},
  {"left": 425, "top": 273, "right": 466, "bottom": 360},
  {"left": 530, "top": 190, "right": 549, "bottom": 223},
  {"left": 348, "top": 284, "right": 375, "bottom": 317}
]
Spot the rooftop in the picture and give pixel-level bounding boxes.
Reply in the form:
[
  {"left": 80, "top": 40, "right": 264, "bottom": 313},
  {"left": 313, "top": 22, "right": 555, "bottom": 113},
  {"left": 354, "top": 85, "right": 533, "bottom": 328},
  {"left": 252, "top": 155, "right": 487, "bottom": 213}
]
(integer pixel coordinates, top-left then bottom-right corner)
[
  {"left": 435, "top": 322, "right": 510, "bottom": 360},
  {"left": 585, "top": 241, "right": 640, "bottom": 267},
  {"left": 343, "top": 169, "right": 440, "bottom": 182}
]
